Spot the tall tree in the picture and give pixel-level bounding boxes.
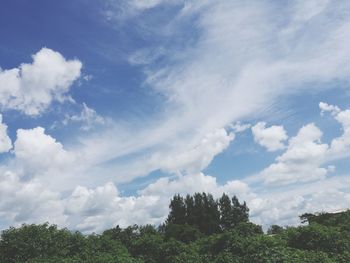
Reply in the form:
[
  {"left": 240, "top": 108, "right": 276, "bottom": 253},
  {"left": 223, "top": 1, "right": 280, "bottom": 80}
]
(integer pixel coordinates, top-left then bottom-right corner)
[
  {"left": 231, "top": 195, "right": 249, "bottom": 226},
  {"left": 203, "top": 193, "right": 221, "bottom": 234},
  {"left": 166, "top": 194, "right": 186, "bottom": 225},
  {"left": 219, "top": 193, "right": 233, "bottom": 230},
  {"left": 185, "top": 194, "right": 195, "bottom": 225}
]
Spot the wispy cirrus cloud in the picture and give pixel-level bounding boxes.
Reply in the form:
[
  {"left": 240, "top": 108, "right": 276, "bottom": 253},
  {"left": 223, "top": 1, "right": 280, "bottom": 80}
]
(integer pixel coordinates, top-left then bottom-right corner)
[{"left": 86, "top": 0, "right": 350, "bottom": 183}]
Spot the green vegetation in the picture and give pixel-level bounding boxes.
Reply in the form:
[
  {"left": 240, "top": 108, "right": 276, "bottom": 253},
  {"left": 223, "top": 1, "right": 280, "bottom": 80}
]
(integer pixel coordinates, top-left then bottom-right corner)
[{"left": 0, "top": 193, "right": 349, "bottom": 262}]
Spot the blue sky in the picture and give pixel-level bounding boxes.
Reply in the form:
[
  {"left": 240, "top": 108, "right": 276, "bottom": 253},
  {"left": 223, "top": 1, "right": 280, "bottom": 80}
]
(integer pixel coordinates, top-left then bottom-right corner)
[{"left": 1, "top": 0, "right": 350, "bottom": 232}]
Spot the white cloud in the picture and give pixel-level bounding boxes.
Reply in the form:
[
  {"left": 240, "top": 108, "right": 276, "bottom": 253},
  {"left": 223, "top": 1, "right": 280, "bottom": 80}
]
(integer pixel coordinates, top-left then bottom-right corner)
[
  {"left": 253, "top": 102, "right": 350, "bottom": 187},
  {"left": 63, "top": 171, "right": 350, "bottom": 232},
  {"left": 131, "top": 0, "right": 164, "bottom": 10},
  {"left": 319, "top": 101, "right": 340, "bottom": 116},
  {"left": 65, "top": 182, "right": 163, "bottom": 232},
  {"left": 252, "top": 122, "right": 288, "bottom": 151},
  {"left": 128, "top": 48, "right": 165, "bottom": 65},
  {"left": 0, "top": 168, "right": 347, "bottom": 233},
  {"left": 63, "top": 103, "right": 107, "bottom": 131},
  {"left": 0, "top": 48, "right": 82, "bottom": 116},
  {"left": 140, "top": 172, "right": 252, "bottom": 200},
  {"left": 150, "top": 128, "right": 234, "bottom": 174},
  {"left": 320, "top": 102, "right": 350, "bottom": 159},
  {"left": 250, "top": 175, "right": 350, "bottom": 227},
  {"left": 261, "top": 123, "right": 329, "bottom": 185},
  {"left": 0, "top": 114, "right": 12, "bottom": 153},
  {"left": 0, "top": 171, "right": 66, "bottom": 226},
  {"left": 330, "top": 109, "right": 350, "bottom": 155},
  {"left": 63, "top": 172, "right": 253, "bottom": 232},
  {"left": 229, "top": 121, "right": 251, "bottom": 133},
  {"left": 0, "top": 120, "right": 349, "bottom": 233},
  {"left": 13, "top": 127, "right": 74, "bottom": 177},
  {"left": 65, "top": 182, "right": 119, "bottom": 216}
]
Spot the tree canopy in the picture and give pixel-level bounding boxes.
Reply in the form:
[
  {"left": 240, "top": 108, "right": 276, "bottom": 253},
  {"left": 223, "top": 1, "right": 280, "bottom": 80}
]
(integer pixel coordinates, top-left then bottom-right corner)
[{"left": 0, "top": 193, "right": 349, "bottom": 263}]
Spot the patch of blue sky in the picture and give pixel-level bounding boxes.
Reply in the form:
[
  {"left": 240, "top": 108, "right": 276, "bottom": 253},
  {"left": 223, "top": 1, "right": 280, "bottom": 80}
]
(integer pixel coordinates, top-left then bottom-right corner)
[{"left": 204, "top": 130, "right": 279, "bottom": 183}]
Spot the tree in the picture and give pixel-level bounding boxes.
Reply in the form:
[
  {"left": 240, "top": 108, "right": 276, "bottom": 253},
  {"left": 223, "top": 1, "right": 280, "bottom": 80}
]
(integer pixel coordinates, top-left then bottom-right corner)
[
  {"left": 231, "top": 195, "right": 249, "bottom": 226},
  {"left": 164, "top": 224, "right": 203, "bottom": 243},
  {"left": 202, "top": 193, "right": 221, "bottom": 234},
  {"left": 267, "top": 225, "right": 284, "bottom": 235},
  {"left": 167, "top": 194, "right": 186, "bottom": 225},
  {"left": 185, "top": 194, "right": 195, "bottom": 225},
  {"left": 190, "top": 193, "right": 220, "bottom": 234},
  {"left": 219, "top": 193, "right": 233, "bottom": 230}
]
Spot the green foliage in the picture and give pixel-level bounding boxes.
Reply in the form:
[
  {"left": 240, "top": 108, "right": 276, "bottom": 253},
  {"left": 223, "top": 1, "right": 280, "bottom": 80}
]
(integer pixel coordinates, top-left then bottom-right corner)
[
  {"left": 167, "top": 193, "right": 249, "bottom": 235},
  {"left": 164, "top": 223, "right": 203, "bottom": 243},
  {"left": 219, "top": 193, "right": 234, "bottom": 230},
  {"left": 167, "top": 194, "right": 187, "bottom": 225},
  {"left": 0, "top": 194, "right": 349, "bottom": 263},
  {"left": 267, "top": 224, "right": 284, "bottom": 235},
  {"left": 301, "top": 210, "right": 350, "bottom": 229},
  {"left": 0, "top": 223, "right": 72, "bottom": 263},
  {"left": 0, "top": 223, "right": 137, "bottom": 263},
  {"left": 283, "top": 223, "right": 350, "bottom": 254}
]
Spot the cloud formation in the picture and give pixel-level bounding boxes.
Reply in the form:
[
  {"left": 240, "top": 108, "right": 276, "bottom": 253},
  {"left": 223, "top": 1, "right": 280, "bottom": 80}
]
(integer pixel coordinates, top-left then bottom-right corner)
[
  {"left": 261, "top": 123, "right": 329, "bottom": 185},
  {"left": 63, "top": 103, "right": 107, "bottom": 131},
  {"left": 93, "top": 0, "right": 350, "bottom": 186},
  {"left": 0, "top": 103, "right": 350, "bottom": 233},
  {"left": 150, "top": 128, "right": 234, "bottom": 174},
  {"left": 2, "top": 1, "right": 350, "bottom": 234},
  {"left": 252, "top": 122, "right": 288, "bottom": 152},
  {"left": 0, "top": 114, "right": 12, "bottom": 153},
  {"left": 14, "top": 127, "right": 73, "bottom": 176},
  {"left": 0, "top": 171, "right": 66, "bottom": 227},
  {"left": 0, "top": 48, "right": 81, "bottom": 116}
]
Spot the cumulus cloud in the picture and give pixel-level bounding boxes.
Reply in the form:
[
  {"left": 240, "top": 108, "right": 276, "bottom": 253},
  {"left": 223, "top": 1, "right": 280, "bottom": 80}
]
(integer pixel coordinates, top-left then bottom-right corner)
[
  {"left": 319, "top": 101, "right": 340, "bottom": 116},
  {"left": 0, "top": 171, "right": 66, "bottom": 226},
  {"left": 320, "top": 102, "right": 350, "bottom": 159},
  {"left": 140, "top": 172, "right": 251, "bottom": 200},
  {"left": 261, "top": 123, "right": 329, "bottom": 185},
  {"left": 0, "top": 114, "right": 12, "bottom": 153},
  {"left": 0, "top": 168, "right": 349, "bottom": 233},
  {"left": 329, "top": 109, "right": 350, "bottom": 155},
  {"left": 0, "top": 117, "right": 348, "bottom": 233},
  {"left": 62, "top": 172, "right": 253, "bottom": 232},
  {"left": 13, "top": 127, "right": 74, "bottom": 176},
  {"left": 65, "top": 182, "right": 163, "bottom": 232},
  {"left": 62, "top": 171, "right": 350, "bottom": 232},
  {"left": 0, "top": 48, "right": 82, "bottom": 116},
  {"left": 251, "top": 175, "right": 350, "bottom": 227},
  {"left": 257, "top": 103, "right": 350, "bottom": 186},
  {"left": 252, "top": 122, "right": 288, "bottom": 152}
]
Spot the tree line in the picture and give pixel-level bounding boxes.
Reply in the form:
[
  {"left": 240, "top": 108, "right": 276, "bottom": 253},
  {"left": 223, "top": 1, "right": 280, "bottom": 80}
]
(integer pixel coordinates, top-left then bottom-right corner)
[
  {"left": 166, "top": 193, "right": 249, "bottom": 235},
  {"left": 0, "top": 193, "right": 349, "bottom": 262}
]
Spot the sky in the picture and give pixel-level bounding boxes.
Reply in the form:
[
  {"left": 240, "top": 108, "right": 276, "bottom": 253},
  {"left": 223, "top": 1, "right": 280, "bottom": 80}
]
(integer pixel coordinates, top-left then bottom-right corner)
[{"left": 0, "top": 0, "right": 350, "bottom": 233}]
